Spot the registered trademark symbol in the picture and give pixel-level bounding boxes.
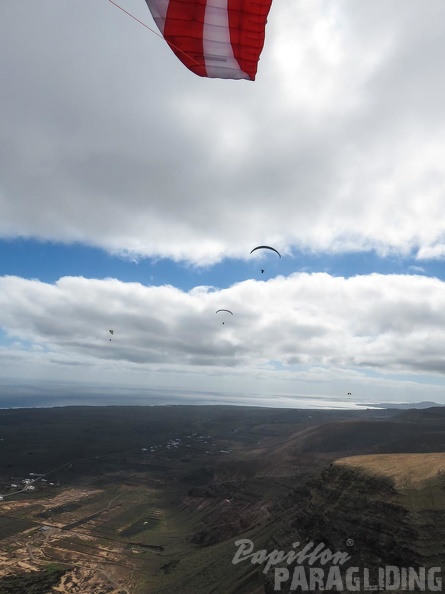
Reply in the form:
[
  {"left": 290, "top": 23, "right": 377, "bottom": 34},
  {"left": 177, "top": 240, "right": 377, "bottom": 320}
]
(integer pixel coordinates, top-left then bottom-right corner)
[{"left": 346, "top": 539, "right": 354, "bottom": 547}]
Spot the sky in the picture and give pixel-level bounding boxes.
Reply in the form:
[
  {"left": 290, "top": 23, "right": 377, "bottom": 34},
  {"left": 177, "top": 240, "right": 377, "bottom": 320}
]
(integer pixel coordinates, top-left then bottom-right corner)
[{"left": 1, "top": 0, "right": 445, "bottom": 408}]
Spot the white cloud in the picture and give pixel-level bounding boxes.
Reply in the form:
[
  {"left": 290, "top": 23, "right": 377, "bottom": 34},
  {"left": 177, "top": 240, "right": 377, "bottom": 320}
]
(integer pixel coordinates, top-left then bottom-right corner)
[
  {"left": 1, "top": 1, "right": 445, "bottom": 264},
  {"left": 417, "top": 244, "right": 445, "bottom": 260},
  {"left": 1, "top": 273, "right": 445, "bottom": 403}
]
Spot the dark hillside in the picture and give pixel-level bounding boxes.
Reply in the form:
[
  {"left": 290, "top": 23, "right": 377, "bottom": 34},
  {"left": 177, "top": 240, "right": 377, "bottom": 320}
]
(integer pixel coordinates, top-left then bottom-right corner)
[
  {"left": 262, "top": 461, "right": 445, "bottom": 594},
  {"left": 392, "top": 406, "right": 445, "bottom": 422},
  {"left": 373, "top": 431, "right": 445, "bottom": 453},
  {"left": 264, "top": 418, "right": 445, "bottom": 457}
]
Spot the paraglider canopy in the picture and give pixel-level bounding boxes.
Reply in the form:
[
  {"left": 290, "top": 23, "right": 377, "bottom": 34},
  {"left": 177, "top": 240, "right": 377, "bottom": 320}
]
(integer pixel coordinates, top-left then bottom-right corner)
[
  {"left": 143, "top": 0, "right": 273, "bottom": 80},
  {"left": 250, "top": 245, "right": 281, "bottom": 273},
  {"left": 250, "top": 246, "right": 281, "bottom": 258}
]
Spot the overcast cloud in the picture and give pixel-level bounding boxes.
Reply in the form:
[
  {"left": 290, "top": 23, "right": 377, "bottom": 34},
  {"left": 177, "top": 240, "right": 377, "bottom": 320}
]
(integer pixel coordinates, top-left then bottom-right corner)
[
  {"left": 1, "top": 1, "right": 445, "bottom": 406},
  {"left": 1, "top": 273, "right": 445, "bottom": 404},
  {"left": 1, "top": 0, "right": 445, "bottom": 262}
]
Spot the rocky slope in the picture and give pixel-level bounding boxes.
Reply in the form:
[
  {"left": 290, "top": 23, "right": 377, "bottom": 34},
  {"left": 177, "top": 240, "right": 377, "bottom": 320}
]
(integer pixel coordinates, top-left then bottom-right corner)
[{"left": 260, "top": 457, "right": 445, "bottom": 593}]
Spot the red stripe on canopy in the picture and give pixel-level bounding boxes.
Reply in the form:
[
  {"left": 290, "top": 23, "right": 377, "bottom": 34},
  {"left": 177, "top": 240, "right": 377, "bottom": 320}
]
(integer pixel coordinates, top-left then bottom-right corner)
[
  {"left": 228, "top": 0, "right": 273, "bottom": 81},
  {"left": 164, "top": 0, "right": 207, "bottom": 77}
]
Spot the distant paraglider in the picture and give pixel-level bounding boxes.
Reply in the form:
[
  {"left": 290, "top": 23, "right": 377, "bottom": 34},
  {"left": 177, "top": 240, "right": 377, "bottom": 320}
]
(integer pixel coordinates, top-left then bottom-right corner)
[
  {"left": 109, "top": 330, "right": 114, "bottom": 341},
  {"left": 250, "top": 245, "right": 281, "bottom": 273},
  {"left": 216, "top": 309, "right": 233, "bottom": 325}
]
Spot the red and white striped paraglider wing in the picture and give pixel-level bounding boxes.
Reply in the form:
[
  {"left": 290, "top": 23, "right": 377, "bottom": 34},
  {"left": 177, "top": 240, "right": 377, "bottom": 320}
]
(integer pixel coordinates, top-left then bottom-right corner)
[{"left": 144, "top": 0, "right": 273, "bottom": 80}]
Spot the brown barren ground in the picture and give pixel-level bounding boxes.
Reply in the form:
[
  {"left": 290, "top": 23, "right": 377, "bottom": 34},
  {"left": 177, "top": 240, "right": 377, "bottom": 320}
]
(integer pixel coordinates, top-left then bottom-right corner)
[{"left": 334, "top": 452, "right": 445, "bottom": 487}]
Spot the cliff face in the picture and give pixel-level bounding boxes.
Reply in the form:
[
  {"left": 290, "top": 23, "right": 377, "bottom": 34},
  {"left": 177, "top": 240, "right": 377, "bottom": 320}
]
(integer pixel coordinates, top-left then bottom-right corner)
[{"left": 262, "top": 462, "right": 445, "bottom": 593}]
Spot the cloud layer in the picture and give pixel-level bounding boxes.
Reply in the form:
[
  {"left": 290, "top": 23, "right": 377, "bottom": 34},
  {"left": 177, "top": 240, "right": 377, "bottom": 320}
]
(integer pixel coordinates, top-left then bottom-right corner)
[
  {"left": 1, "top": 1, "right": 445, "bottom": 264},
  {"left": 1, "top": 273, "right": 445, "bottom": 403}
]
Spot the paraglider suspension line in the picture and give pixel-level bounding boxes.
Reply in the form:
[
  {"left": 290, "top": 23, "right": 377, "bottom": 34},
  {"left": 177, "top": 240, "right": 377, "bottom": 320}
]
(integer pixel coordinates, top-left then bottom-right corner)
[{"left": 106, "top": 0, "right": 204, "bottom": 71}]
